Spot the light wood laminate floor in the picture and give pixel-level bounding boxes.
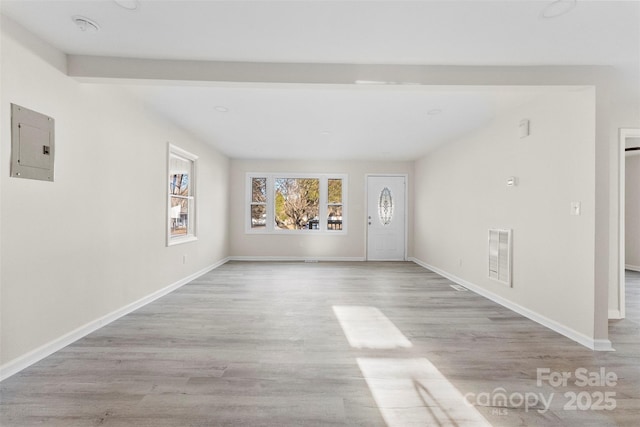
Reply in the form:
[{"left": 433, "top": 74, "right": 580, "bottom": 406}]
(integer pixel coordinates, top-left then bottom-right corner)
[{"left": 1, "top": 262, "right": 639, "bottom": 426}]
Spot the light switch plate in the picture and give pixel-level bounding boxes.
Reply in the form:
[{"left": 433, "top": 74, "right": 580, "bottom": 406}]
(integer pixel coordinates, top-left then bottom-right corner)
[
  {"left": 571, "top": 201, "right": 581, "bottom": 216},
  {"left": 519, "top": 119, "right": 530, "bottom": 138}
]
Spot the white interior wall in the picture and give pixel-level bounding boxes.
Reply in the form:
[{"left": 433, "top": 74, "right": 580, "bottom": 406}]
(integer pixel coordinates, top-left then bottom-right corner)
[
  {"left": 413, "top": 88, "right": 597, "bottom": 344},
  {"left": 0, "top": 20, "right": 230, "bottom": 369},
  {"left": 626, "top": 154, "right": 640, "bottom": 270},
  {"left": 229, "top": 159, "right": 413, "bottom": 260}
]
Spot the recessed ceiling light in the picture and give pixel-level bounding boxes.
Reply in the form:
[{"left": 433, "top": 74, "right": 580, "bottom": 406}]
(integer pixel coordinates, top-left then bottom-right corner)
[
  {"left": 113, "top": 0, "right": 139, "bottom": 10},
  {"left": 427, "top": 109, "right": 442, "bottom": 116},
  {"left": 72, "top": 16, "right": 100, "bottom": 32},
  {"left": 214, "top": 106, "right": 229, "bottom": 113},
  {"left": 541, "top": 0, "right": 577, "bottom": 19},
  {"left": 321, "top": 131, "right": 331, "bottom": 136}
]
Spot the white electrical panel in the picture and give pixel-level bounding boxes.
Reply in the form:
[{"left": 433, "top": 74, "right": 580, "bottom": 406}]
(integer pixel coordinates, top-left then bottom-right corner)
[{"left": 11, "top": 104, "right": 55, "bottom": 182}]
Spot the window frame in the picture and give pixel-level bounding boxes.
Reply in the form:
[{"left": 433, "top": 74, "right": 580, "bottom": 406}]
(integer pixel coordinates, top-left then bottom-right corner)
[
  {"left": 245, "top": 173, "right": 347, "bottom": 235},
  {"left": 167, "top": 144, "right": 198, "bottom": 246}
]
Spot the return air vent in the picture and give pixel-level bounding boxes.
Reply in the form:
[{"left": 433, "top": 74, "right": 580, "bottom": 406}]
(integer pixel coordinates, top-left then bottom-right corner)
[{"left": 488, "top": 229, "right": 512, "bottom": 286}]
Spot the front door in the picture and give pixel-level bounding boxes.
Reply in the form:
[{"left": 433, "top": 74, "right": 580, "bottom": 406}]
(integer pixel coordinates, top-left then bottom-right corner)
[{"left": 367, "top": 175, "right": 406, "bottom": 261}]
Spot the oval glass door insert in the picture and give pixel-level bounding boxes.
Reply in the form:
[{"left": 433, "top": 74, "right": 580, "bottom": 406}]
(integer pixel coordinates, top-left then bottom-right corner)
[{"left": 378, "top": 187, "right": 393, "bottom": 225}]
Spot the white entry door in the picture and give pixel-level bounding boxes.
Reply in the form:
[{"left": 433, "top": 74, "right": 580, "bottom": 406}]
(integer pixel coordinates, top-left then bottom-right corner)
[{"left": 367, "top": 175, "right": 406, "bottom": 261}]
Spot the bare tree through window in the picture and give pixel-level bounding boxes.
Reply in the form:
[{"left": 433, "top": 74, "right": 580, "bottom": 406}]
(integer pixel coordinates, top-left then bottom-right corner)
[
  {"left": 246, "top": 174, "right": 346, "bottom": 233},
  {"left": 275, "top": 178, "right": 319, "bottom": 230}
]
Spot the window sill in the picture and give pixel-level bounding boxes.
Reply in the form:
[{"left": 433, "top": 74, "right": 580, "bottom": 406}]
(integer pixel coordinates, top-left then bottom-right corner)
[
  {"left": 168, "top": 235, "right": 198, "bottom": 246},
  {"left": 245, "top": 230, "right": 346, "bottom": 236}
]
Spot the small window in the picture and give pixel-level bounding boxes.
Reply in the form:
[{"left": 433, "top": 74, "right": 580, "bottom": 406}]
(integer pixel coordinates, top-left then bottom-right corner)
[
  {"left": 168, "top": 144, "right": 197, "bottom": 245},
  {"left": 378, "top": 187, "right": 393, "bottom": 226},
  {"left": 250, "top": 177, "right": 267, "bottom": 229},
  {"left": 327, "top": 178, "right": 343, "bottom": 231}
]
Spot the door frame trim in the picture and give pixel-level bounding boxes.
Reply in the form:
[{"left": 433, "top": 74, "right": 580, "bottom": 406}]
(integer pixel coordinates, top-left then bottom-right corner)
[
  {"left": 616, "top": 128, "right": 640, "bottom": 319},
  {"left": 365, "top": 174, "right": 408, "bottom": 261}
]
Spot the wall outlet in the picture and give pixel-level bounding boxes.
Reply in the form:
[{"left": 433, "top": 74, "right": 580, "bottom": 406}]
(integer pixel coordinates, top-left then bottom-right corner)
[{"left": 182, "top": 254, "right": 187, "bottom": 264}]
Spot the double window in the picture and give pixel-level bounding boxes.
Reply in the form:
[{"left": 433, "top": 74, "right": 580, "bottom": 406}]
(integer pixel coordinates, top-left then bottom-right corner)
[
  {"left": 167, "top": 144, "right": 197, "bottom": 245},
  {"left": 247, "top": 173, "right": 347, "bottom": 233}
]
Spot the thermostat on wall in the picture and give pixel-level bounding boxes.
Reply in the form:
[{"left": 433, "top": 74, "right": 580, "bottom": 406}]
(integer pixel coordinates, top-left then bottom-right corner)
[{"left": 10, "top": 104, "right": 55, "bottom": 182}]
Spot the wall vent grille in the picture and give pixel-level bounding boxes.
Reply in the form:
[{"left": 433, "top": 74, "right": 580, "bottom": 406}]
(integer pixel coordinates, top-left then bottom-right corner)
[{"left": 488, "top": 229, "right": 512, "bottom": 286}]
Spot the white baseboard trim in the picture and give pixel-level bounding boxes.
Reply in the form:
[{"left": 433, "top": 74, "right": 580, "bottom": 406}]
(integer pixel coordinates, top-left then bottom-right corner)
[
  {"left": 409, "top": 257, "right": 614, "bottom": 352},
  {"left": 625, "top": 264, "right": 640, "bottom": 272},
  {"left": 229, "top": 256, "right": 366, "bottom": 262},
  {"left": 0, "top": 257, "right": 230, "bottom": 382},
  {"left": 608, "top": 309, "right": 623, "bottom": 320},
  {"left": 592, "top": 339, "right": 615, "bottom": 352}
]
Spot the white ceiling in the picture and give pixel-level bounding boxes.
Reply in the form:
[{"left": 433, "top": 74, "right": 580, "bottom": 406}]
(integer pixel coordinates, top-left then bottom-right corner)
[
  {"left": 125, "top": 84, "right": 515, "bottom": 160},
  {"left": 2, "top": 0, "right": 639, "bottom": 160}
]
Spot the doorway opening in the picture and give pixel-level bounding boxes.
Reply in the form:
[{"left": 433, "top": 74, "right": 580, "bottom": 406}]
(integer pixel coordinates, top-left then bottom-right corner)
[{"left": 616, "top": 128, "right": 640, "bottom": 319}]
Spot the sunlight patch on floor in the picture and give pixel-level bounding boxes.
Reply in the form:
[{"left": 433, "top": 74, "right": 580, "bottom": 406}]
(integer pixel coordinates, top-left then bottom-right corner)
[
  {"left": 332, "top": 306, "right": 412, "bottom": 349},
  {"left": 333, "top": 305, "right": 491, "bottom": 426},
  {"left": 357, "top": 358, "right": 492, "bottom": 427}
]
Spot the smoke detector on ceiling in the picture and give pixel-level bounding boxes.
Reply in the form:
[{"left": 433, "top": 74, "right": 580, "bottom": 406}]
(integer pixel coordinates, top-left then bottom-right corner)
[{"left": 72, "top": 16, "right": 100, "bottom": 32}]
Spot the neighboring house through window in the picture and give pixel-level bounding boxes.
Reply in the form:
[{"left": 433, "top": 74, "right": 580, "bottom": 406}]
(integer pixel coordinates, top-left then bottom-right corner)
[{"left": 168, "top": 144, "right": 197, "bottom": 245}]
